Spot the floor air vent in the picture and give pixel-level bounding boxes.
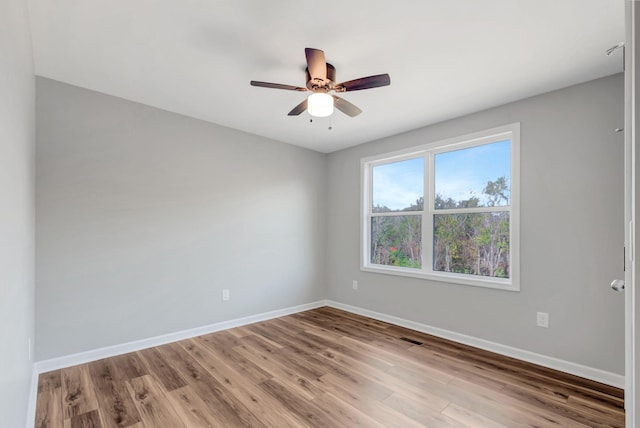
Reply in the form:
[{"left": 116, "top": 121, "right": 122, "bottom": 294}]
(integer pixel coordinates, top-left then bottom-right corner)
[{"left": 399, "top": 337, "right": 423, "bottom": 346}]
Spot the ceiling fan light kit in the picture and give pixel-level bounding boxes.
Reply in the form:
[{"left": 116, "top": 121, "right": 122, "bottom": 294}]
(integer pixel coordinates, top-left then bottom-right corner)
[
  {"left": 250, "top": 48, "right": 390, "bottom": 118},
  {"left": 307, "top": 93, "right": 333, "bottom": 117}
]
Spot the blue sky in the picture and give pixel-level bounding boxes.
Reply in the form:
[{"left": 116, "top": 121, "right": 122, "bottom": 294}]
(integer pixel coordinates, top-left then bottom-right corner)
[
  {"left": 373, "top": 140, "right": 510, "bottom": 210},
  {"left": 372, "top": 158, "right": 424, "bottom": 210}
]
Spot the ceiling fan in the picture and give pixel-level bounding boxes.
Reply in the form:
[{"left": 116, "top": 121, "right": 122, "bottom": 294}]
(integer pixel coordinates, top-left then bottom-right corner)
[{"left": 250, "top": 48, "right": 391, "bottom": 118}]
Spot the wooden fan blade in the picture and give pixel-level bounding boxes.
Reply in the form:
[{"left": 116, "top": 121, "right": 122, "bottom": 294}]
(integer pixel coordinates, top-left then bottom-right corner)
[
  {"left": 251, "top": 81, "right": 307, "bottom": 91},
  {"left": 288, "top": 99, "right": 308, "bottom": 116},
  {"left": 335, "top": 74, "right": 391, "bottom": 92},
  {"left": 305, "top": 48, "right": 327, "bottom": 82},
  {"left": 332, "top": 96, "right": 362, "bottom": 117}
]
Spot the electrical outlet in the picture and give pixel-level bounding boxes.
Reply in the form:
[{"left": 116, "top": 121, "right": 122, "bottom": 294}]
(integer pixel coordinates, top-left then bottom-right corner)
[
  {"left": 352, "top": 280, "right": 358, "bottom": 290},
  {"left": 536, "top": 312, "right": 549, "bottom": 328},
  {"left": 222, "top": 289, "right": 230, "bottom": 301}
]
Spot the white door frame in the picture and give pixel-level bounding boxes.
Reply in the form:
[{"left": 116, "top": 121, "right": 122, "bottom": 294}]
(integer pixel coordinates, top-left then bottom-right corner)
[{"left": 626, "top": 1, "right": 639, "bottom": 426}]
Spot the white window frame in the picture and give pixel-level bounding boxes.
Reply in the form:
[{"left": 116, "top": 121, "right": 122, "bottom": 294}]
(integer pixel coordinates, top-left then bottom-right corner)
[{"left": 361, "top": 123, "right": 520, "bottom": 291}]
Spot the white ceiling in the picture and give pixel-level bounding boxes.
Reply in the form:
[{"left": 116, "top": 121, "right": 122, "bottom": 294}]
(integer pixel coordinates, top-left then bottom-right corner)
[{"left": 27, "top": 1, "right": 625, "bottom": 153}]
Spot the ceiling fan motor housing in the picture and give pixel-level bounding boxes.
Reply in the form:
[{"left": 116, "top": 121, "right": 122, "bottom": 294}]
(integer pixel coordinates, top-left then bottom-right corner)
[{"left": 306, "top": 63, "right": 336, "bottom": 92}]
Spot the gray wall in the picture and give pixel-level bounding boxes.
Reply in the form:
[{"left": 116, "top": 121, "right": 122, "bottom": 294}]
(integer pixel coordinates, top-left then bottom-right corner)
[
  {"left": 327, "top": 74, "right": 625, "bottom": 374},
  {"left": 35, "top": 78, "right": 327, "bottom": 360},
  {"left": 0, "top": 0, "right": 36, "bottom": 426}
]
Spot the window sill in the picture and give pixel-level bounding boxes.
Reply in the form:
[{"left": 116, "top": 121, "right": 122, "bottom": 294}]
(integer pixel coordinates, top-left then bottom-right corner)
[{"left": 361, "top": 264, "right": 520, "bottom": 292}]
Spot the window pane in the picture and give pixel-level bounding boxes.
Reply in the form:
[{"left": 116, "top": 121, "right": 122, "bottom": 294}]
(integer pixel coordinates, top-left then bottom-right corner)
[
  {"left": 433, "top": 212, "right": 509, "bottom": 278},
  {"left": 371, "top": 215, "right": 422, "bottom": 268},
  {"left": 434, "top": 140, "right": 510, "bottom": 209},
  {"left": 372, "top": 158, "right": 424, "bottom": 213}
]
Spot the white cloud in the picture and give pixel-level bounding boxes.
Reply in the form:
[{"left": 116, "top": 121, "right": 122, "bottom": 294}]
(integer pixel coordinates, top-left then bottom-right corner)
[{"left": 373, "top": 160, "right": 423, "bottom": 210}]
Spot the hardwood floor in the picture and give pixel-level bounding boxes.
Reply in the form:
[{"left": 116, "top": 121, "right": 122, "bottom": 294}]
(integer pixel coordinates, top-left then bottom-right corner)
[{"left": 34, "top": 307, "right": 625, "bottom": 427}]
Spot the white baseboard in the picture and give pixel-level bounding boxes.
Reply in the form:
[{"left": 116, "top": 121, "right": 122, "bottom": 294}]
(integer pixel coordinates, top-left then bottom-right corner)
[
  {"left": 34, "top": 300, "right": 327, "bottom": 374},
  {"left": 25, "top": 364, "right": 38, "bottom": 428},
  {"left": 325, "top": 300, "right": 625, "bottom": 389}
]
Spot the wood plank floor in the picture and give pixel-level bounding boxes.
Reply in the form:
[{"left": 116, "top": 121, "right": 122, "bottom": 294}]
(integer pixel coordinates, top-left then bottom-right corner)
[{"left": 34, "top": 307, "right": 625, "bottom": 427}]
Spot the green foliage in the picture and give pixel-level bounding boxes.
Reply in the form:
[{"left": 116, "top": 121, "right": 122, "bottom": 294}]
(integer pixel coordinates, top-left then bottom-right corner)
[
  {"left": 371, "top": 215, "right": 422, "bottom": 269},
  {"left": 434, "top": 194, "right": 479, "bottom": 209},
  {"left": 433, "top": 176, "right": 510, "bottom": 278},
  {"left": 373, "top": 197, "right": 424, "bottom": 213},
  {"left": 389, "top": 247, "right": 421, "bottom": 268},
  {"left": 372, "top": 176, "right": 510, "bottom": 279},
  {"left": 483, "top": 176, "right": 510, "bottom": 207},
  {"left": 434, "top": 211, "right": 509, "bottom": 278}
]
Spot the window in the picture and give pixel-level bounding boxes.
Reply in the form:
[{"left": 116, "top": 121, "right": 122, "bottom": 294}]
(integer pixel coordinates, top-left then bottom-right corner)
[{"left": 361, "top": 123, "right": 520, "bottom": 290}]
